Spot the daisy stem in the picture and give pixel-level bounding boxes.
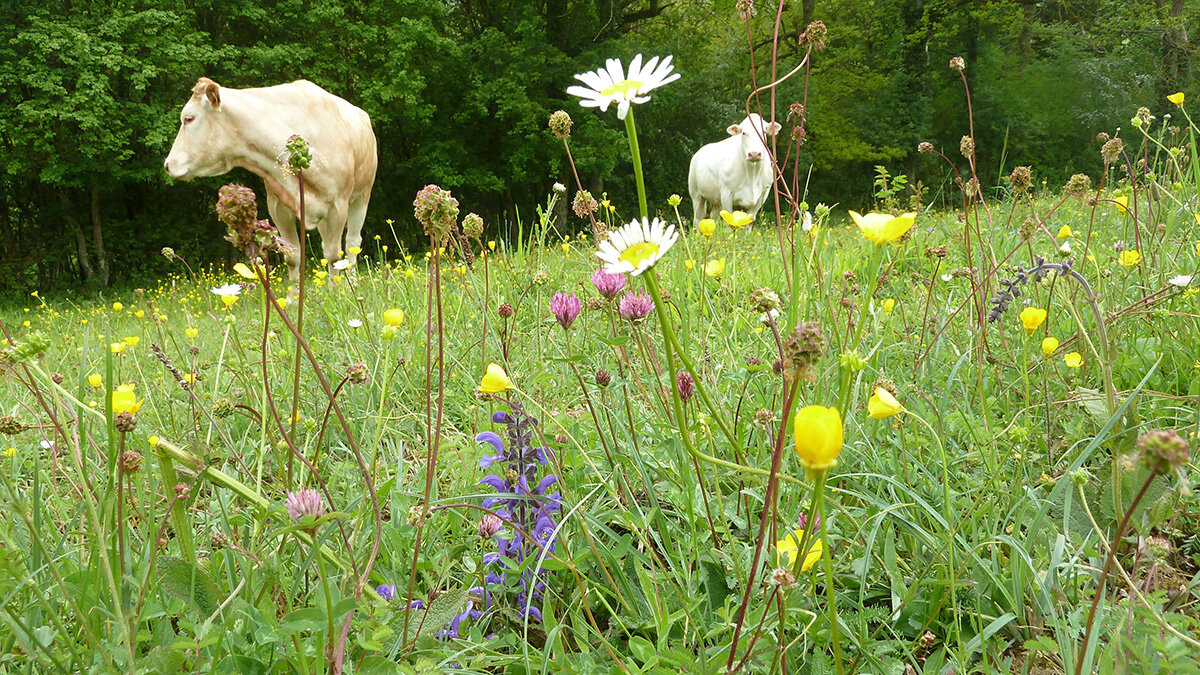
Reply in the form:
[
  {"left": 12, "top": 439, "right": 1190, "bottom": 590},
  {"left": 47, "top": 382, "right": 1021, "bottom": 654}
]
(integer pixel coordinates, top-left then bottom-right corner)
[
  {"left": 643, "top": 270, "right": 805, "bottom": 488},
  {"left": 624, "top": 109, "right": 649, "bottom": 220}
]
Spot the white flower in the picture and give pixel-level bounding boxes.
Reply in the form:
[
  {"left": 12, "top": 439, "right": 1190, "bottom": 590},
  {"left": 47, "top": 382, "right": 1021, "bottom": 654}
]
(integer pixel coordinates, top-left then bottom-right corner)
[
  {"left": 1169, "top": 274, "right": 1194, "bottom": 287},
  {"left": 567, "top": 54, "right": 680, "bottom": 120},
  {"left": 348, "top": 319, "right": 363, "bottom": 328},
  {"left": 1059, "top": 241, "right": 1072, "bottom": 254},
  {"left": 211, "top": 284, "right": 242, "bottom": 297},
  {"left": 332, "top": 259, "right": 352, "bottom": 271},
  {"left": 596, "top": 217, "right": 679, "bottom": 276},
  {"left": 940, "top": 273, "right": 953, "bottom": 282},
  {"left": 39, "top": 440, "right": 54, "bottom": 449},
  {"left": 760, "top": 309, "right": 780, "bottom": 324},
  {"left": 802, "top": 211, "right": 814, "bottom": 232},
  {"left": 553, "top": 182, "right": 567, "bottom": 194}
]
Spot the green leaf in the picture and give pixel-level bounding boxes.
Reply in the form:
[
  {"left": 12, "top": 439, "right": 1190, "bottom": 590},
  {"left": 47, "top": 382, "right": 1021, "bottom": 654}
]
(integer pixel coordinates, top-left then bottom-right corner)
[
  {"left": 156, "top": 556, "right": 222, "bottom": 618},
  {"left": 404, "top": 587, "right": 469, "bottom": 641}
]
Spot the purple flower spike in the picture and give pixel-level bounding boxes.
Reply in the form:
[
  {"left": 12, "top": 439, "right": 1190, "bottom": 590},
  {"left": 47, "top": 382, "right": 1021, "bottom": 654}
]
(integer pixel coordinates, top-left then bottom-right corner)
[
  {"left": 549, "top": 292, "right": 582, "bottom": 330},
  {"left": 591, "top": 269, "right": 627, "bottom": 300},
  {"left": 376, "top": 584, "right": 396, "bottom": 601},
  {"left": 618, "top": 291, "right": 654, "bottom": 321}
]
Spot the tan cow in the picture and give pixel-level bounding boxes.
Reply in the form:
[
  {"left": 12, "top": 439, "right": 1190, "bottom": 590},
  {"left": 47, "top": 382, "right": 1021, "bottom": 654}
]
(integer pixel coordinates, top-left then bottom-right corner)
[{"left": 164, "top": 77, "right": 377, "bottom": 281}]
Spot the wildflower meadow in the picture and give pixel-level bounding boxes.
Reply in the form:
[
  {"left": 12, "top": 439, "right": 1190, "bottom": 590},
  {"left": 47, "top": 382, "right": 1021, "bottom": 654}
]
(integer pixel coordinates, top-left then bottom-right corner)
[{"left": 2, "top": 6, "right": 1200, "bottom": 675}]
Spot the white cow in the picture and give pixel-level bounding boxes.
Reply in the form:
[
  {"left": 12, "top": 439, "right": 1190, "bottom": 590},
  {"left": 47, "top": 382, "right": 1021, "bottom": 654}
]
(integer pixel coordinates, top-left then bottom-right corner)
[
  {"left": 164, "top": 77, "right": 377, "bottom": 280},
  {"left": 688, "top": 113, "right": 781, "bottom": 223}
]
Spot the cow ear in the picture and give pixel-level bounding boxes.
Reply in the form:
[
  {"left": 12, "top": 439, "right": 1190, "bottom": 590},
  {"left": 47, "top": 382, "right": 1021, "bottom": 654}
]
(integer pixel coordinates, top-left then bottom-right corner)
[
  {"left": 193, "top": 77, "right": 221, "bottom": 109},
  {"left": 727, "top": 124, "right": 742, "bottom": 136},
  {"left": 766, "top": 121, "right": 782, "bottom": 136}
]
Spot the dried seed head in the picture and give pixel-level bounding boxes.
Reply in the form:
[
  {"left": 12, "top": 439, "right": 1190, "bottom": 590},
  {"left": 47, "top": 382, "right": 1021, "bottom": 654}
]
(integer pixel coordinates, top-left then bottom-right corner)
[
  {"left": 462, "top": 212, "right": 484, "bottom": 240},
  {"left": 1101, "top": 137, "right": 1124, "bottom": 165},
  {"left": 748, "top": 287, "right": 781, "bottom": 313},
  {"left": 1009, "top": 166, "right": 1032, "bottom": 192},
  {"left": 118, "top": 450, "right": 143, "bottom": 475},
  {"left": 548, "top": 110, "right": 573, "bottom": 139},
  {"left": 1063, "top": 174, "right": 1092, "bottom": 200},
  {"left": 115, "top": 412, "right": 138, "bottom": 433},
  {"left": 782, "top": 322, "right": 826, "bottom": 382},
  {"left": 0, "top": 415, "right": 29, "bottom": 436},
  {"left": 413, "top": 184, "right": 459, "bottom": 245},
  {"left": 949, "top": 56, "right": 965, "bottom": 71},
  {"left": 572, "top": 190, "right": 598, "bottom": 218},
  {"left": 594, "top": 369, "right": 611, "bottom": 388},
  {"left": 1137, "top": 429, "right": 1190, "bottom": 475}
]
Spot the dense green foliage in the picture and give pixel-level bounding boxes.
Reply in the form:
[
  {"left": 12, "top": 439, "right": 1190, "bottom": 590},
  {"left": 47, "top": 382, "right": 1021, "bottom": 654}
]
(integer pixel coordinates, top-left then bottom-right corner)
[{"left": 0, "top": 1, "right": 1196, "bottom": 294}]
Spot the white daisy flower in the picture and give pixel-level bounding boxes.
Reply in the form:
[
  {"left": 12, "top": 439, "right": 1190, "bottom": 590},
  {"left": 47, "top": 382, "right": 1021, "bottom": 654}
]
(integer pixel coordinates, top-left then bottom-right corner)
[
  {"left": 211, "top": 284, "right": 242, "bottom": 297},
  {"left": 1169, "top": 274, "right": 1194, "bottom": 287},
  {"left": 348, "top": 319, "right": 363, "bottom": 328},
  {"left": 567, "top": 54, "right": 680, "bottom": 120},
  {"left": 596, "top": 217, "right": 679, "bottom": 276},
  {"left": 332, "top": 259, "right": 353, "bottom": 271},
  {"left": 940, "top": 273, "right": 953, "bottom": 282}
]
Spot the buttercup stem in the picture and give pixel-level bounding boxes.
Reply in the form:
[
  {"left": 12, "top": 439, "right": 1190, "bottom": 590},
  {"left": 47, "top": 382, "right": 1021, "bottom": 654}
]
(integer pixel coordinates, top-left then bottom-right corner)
[{"left": 812, "top": 470, "right": 844, "bottom": 675}]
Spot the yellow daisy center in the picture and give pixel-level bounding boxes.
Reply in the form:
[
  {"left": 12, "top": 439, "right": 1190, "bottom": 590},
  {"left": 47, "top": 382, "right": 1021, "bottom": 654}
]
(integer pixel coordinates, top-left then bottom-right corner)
[
  {"left": 600, "top": 79, "right": 644, "bottom": 97},
  {"left": 620, "top": 241, "right": 659, "bottom": 267}
]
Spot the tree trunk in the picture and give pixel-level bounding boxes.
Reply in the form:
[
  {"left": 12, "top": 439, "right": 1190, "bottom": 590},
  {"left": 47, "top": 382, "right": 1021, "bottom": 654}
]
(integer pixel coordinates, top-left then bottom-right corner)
[
  {"left": 1164, "top": 0, "right": 1189, "bottom": 81},
  {"left": 59, "top": 190, "right": 95, "bottom": 284},
  {"left": 90, "top": 186, "right": 109, "bottom": 288}
]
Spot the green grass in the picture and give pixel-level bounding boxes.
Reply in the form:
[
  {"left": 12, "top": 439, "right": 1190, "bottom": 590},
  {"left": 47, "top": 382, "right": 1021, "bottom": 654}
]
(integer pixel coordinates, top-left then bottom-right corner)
[{"left": 2, "top": 109, "right": 1200, "bottom": 675}]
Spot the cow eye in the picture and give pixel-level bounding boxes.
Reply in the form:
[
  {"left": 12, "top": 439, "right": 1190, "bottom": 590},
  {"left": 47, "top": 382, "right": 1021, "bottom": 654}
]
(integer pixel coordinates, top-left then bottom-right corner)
[{"left": 183, "top": 115, "right": 196, "bottom": 125}]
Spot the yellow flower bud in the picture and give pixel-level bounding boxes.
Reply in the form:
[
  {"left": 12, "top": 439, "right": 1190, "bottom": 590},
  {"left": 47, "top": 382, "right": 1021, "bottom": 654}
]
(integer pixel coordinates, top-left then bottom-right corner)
[
  {"left": 1041, "top": 336, "right": 1059, "bottom": 356},
  {"left": 383, "top": 308, "right": 404, "bottom": 327},
  {"left": 697, "top": 218, "right": 716, "bottom": 238},
  {"left": 88, "top": 373, "right": 103, "bottom": 388},
  {"left": 793, "top": 405, "right": 843, "bottom": 472},
  {"left": 867, "top": 387, "right": 903, "bottom": 419}
]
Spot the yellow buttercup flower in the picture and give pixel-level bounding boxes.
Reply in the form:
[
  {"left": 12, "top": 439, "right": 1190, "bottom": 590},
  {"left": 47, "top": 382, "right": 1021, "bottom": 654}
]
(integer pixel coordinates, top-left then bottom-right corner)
[
  {"left": 110, "top": 342, "right": 126, "bottom": 354},
  {"left": 684, "top": 259, "right": 696, "bottom": 270},
  {"left": 111, "top": 384, "right": 144, "bottom": 415},
  {"left": 148, "top": 435, "right": 160, "bottom": 448},
  {"left": 882, "top": 298, "right": 896, "bottom": 314},
  {"left": 867, "top": 387, "right": 903, "bottom": 419},
  {"left": 1057, "top": 225, "right": 1072, "bottom": 239},
  {"left": 233, "top": 262, "right": 259, "bottom": 280},
  {"left": 720, "top": 210, "right": 753, "bottom": 230},
  {"left": 793, "top": 405, "right": 843, "bottom": 472},
  {"left": 1064, "top": 352, "right": 1083, "bottom": 368},
  {"left": 1167, "top": 92, "right": 1185, "bottom": 106},
  {"left": 704, "top": 257, "right": 726, "bottom": 278},
  {"left": 383, "top": 308, "right": 404, "bottom": 326},
  {"left": 134, "top": 310, "right": 145, "bottom": 318},
  {"left": 777, "top": 529, "right": 823, "bottom": 572},
  {"left": 697, "top": 218, "right": 716, "bottom": 238},
  {"left": 1019, "top": 306, "right": 1047, "bottom": 335},
  {"left": 1113, "top": 195, "right": 1128, "bottom": 214},
  {"left": 348, "top": 246, "right": 362, "bottom": 256},
  {"left": 1041, "top": 336, "right": 1059, "bottom": 356},
  {"left": 88, "top": 373, "right": 103, "bottom": 388},
  {"left": 1119, "top": 250, "right": 1141, "bottom": 267},
  {"left": 122, "top": 336, "right": 139, "bottom": 347},
  {"left": 185, "top": 328, "right": 199, "bottom": 339},
  {"left": 488, "top": 240, "right": 496, "bottom": 251},
  {"left": 479, "top": 363, "right": 515, "bottom": 394},
  {"left": 112, "top": 302, "right": 124, "bottom": 312},
  {"left": 849, "top": 211, "right": 916, "bottom": 245}
]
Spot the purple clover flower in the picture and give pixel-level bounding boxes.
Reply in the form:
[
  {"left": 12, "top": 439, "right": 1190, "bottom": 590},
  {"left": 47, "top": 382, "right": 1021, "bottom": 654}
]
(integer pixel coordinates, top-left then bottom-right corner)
[
  {"left": 549, "top": 292, "right": 582, "bottom": 330},
  {"left": 618, "top": 291, "right": 654, "bottom": 321},
  {"left": 284, "top": 489, "right": 326, "bottom": 525},
  {"left": 473, "top": 404, "right": 562, "bottom": 623},
  {"left": 591, "top": 269, "right": 627, "bottom": 300}
]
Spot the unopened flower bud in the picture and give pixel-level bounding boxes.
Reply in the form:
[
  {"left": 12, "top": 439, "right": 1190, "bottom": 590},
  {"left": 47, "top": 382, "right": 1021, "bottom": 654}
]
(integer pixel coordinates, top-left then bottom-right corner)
[
  {"left": 477, "top": 513, "right": 503, "bottom": 538},
  {"left": 548, "top": 110, "right": 573, "bottom": 139},
  {"left": 1138, "top": 429, "right": 1189, "bottom": 475}
]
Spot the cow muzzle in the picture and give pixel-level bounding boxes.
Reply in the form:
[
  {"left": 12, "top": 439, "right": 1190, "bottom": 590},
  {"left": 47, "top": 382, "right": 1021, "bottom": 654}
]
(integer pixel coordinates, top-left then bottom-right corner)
[{"left": 747, "top": 152, "right": 763, "bottom": 162}]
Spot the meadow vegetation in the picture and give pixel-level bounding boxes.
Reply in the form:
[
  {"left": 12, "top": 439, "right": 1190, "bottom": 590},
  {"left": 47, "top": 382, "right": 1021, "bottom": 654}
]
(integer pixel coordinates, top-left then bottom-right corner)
[{"left": 1, "top": 12, "right": 1200, "bottom": 675}]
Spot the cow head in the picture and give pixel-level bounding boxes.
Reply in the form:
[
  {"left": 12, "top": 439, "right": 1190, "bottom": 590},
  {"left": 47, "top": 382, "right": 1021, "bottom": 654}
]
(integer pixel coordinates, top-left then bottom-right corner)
[
  {"left": 726, "top": 113, "right": 782, "bottom": 163},
  {"left": 164, "top": 77, "right": 230, "bottom": 179}
]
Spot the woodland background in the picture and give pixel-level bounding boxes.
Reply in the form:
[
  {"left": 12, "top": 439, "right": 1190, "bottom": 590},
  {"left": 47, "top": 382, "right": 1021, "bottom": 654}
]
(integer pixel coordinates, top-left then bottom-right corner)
[{"left": 0, "top": 0, "right": 1195, "bottom": 293}]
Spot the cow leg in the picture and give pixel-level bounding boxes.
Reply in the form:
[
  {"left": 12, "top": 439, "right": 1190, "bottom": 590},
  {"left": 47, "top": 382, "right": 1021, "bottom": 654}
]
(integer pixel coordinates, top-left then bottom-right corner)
[
  {"left": 318, "top": 201, "right": 348, "bottom": 278},
  {"left": 344, "top": 191, "right": 370, "bottom": 269},
  {"left": 266, "top": 191, "right": 301, "bottom": 283},
  {"left": 692, "top": 195, "right": 705, "bottom": 225},
  {"left": 720, "top": 190, "right": 735, "bottom": 216}
]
